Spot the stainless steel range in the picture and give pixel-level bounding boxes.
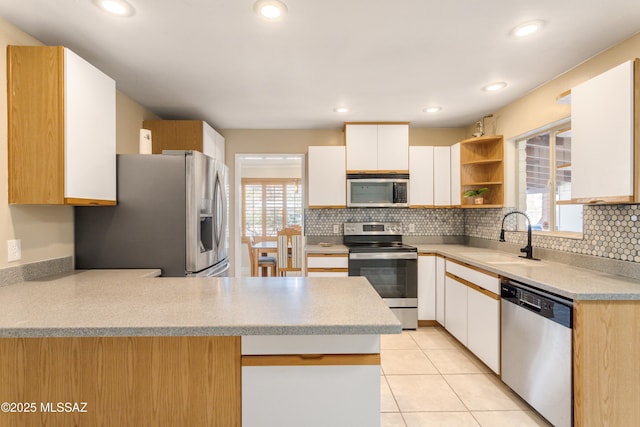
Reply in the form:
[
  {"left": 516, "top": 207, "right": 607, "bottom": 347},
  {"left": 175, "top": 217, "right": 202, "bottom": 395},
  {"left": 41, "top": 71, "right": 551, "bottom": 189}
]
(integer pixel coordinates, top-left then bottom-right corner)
[{"left": 344, "top": 222, "right": 418, "bottom": 329}]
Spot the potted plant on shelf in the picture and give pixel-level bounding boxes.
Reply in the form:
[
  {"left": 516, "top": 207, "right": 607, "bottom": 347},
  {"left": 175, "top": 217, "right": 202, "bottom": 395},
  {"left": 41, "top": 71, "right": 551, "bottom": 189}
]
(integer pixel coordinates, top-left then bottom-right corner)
[{"left": 463, "top": 188, "right": 489, "bottom": 205}]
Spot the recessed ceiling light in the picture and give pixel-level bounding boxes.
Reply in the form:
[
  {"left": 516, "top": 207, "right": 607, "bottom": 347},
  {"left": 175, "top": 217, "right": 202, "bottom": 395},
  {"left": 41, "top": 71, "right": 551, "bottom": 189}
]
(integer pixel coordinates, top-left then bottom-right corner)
[
  {"left": 334, "top": 107, "right": 349, "bottom": 113},
  {"left": 254, "top": 0, "right": 288, "bottom": 21},
  {"left": 482, "top": 82, "right": 507, "bottom": 92},
  {"left": 423, "top": 106, "right": 442, "bottom": 113},
  {"left": 92, "top": 0, "right": 135, "bottom": 17},
  {"left": 511, "top": 20, "right": 545, "bottom": 38}
]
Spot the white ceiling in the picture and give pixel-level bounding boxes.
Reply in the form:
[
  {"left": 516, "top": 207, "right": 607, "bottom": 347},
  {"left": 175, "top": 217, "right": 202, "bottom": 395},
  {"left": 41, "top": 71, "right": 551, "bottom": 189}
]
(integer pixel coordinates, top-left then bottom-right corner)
[{"left": 2, "top": 0, "right": 640, "bottom": 130}]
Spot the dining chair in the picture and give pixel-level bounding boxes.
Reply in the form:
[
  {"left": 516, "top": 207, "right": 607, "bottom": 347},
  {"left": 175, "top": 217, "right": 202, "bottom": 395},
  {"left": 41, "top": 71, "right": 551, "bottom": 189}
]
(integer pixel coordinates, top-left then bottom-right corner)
[
  {"left": 276, "top": 227, "right": 302, "bottom": 276},
  {"left": 248, "top": 235, "right": 277, "bottom": 277}
]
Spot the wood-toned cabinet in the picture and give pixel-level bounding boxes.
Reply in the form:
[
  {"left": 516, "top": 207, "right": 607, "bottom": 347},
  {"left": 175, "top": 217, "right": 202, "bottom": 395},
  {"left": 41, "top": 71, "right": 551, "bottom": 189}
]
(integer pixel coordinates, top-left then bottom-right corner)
[
  {"left": 306, "top": 253, "right": 349, "bottom": 277},
  {"left": 570, "top": 59, "right": 639, "bottom": 204},
  {"left": 8, "top": 45, "right": 116, "bottom": 205},
  {"left": 459, "top": 135, "right": 504, "bottom": 207},
  {"left": 345, "top": 123, "right": 409, "bottom": 172},
  {"left": 308, "top": 146, "right": 346, "bottom": 208},
  {"left": 142, "top": 120, "right": 225, "bottom": 163}
]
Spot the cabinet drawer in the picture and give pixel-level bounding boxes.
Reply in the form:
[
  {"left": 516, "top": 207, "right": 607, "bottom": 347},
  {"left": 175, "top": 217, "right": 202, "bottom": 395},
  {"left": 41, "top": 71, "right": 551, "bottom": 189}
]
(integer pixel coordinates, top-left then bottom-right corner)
[
  {"left": 445, "top": 259, "right": 500, "bottom": 294},
  {"left": 241, "top": 335, "right": 379, "bottom": 355},
  {"left": 307, "top": 254, "right": 349, "bottom": 269}
]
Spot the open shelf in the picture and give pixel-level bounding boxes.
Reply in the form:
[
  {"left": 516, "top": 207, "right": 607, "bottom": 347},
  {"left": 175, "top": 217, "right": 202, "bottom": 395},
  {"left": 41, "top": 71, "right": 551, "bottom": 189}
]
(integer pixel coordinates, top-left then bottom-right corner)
[{"left": 459, "top": 135, "right": 504, "bottom": 207}]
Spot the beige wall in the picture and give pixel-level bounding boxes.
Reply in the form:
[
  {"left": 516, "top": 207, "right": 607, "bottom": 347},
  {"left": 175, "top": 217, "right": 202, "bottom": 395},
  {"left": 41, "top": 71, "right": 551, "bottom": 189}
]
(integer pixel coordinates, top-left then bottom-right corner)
[
  {"left": 0, "top": 17, "right": 159, "bottom": 270},
  {"left": 466, "top": 32, "right": 640, "bottom": 139}
]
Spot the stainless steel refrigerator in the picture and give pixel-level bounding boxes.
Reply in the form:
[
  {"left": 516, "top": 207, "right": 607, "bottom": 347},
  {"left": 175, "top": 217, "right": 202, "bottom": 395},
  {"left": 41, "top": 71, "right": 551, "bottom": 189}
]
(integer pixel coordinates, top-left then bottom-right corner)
[{"left": 75, "top": 151, "right": 229, "bottom": 277}]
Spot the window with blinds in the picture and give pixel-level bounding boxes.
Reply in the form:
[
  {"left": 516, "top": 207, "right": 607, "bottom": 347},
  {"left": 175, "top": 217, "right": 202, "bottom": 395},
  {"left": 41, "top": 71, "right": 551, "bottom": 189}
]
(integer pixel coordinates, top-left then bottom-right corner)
[
  {"left": 242, "top": 179, "right": 302, "bottom": 241},
  {"left": 517, "top": 124, "right": 583, "bottom": 234}
]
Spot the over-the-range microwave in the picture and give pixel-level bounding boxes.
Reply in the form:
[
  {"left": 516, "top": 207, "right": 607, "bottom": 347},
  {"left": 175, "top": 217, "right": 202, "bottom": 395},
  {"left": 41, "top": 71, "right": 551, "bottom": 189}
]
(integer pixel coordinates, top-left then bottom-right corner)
[{"left": 347, "top": 173, "right": 409, "bottom": 207}]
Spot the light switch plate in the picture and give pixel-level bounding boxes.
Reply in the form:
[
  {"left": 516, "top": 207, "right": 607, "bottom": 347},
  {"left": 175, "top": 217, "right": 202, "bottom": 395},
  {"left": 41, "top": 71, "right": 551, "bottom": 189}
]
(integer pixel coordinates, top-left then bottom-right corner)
[
  {"left": 7, "top": 239, "right": 21, "bottom": 262},
  {"left": 333, "top": 224, "right": 340, "bottom": 234},
  {"left": 409, "top": 223, "right": 416, "bottom": 233}
]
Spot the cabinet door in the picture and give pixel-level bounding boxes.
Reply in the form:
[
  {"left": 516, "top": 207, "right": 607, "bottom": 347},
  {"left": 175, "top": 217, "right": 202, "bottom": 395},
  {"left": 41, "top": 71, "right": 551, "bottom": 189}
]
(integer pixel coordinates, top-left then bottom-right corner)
[
  {"left": 417, "top": 255, "right": 436, "bottom": 321},
  {"left": 377, "top": 124, "right": 409, "bottom": 171},
  {"left": 346, "top": 125, "right": 377, "bottom": 171},
  {"left": 243, "top": 365, "right": 379, "bottom": 427},
  {"left": 572, "top": 60, "right": 636, "bottom": 202},
  {"left": 202, "top": 121, "right": 217, "bottom": 159},
  {"left": 436, "top": 256, "right": 446, "bottom": 326},
  {"left": 444, "top": 275, "right": 467, "bottom": 345},
  {"left": 450, "top": 143, "right": 461, "bottom": 205},
  {"left": 308, "top": 146, "right": 346, "bottom": 207},
  {"left": 433, "top": 146, "right": 451, "bottom": 206},
  {"left": 214, "top": 129, "right": 226, "bottom": 164},
  {"left": 467, "top": 288, "right": 500, "bottom": 374},
  {"left": 64, "top": 48, "right": 116, "bottom": 202},
  {"left": 409, "top": 146, "right": 434, "bottom": 206}
]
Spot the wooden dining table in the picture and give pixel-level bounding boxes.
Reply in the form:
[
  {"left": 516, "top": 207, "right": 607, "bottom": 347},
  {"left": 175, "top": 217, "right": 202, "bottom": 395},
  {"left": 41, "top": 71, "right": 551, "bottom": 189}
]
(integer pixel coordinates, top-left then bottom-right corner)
[{"left": 251, "top": 241, "right": 278, "bottom": 277}]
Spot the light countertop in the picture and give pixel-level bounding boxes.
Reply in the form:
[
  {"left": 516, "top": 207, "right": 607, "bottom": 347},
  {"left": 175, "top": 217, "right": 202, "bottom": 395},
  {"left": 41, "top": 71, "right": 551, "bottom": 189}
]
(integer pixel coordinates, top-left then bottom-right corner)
[
  {"left": 414, "top": 244, "right": 640, "bottom": 301},
  {"left": 305, "top": 242, "right": 640, "bottom": 300},
  {"left": 0, "top": 270, "right": 401, "bottom": 338}
]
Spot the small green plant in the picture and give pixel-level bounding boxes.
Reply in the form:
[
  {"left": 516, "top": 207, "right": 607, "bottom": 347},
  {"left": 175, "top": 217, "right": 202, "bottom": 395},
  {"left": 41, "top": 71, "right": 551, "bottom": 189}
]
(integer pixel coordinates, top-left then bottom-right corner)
[{"left": 463, "top": 188, "right": 489, "bottom": 198}]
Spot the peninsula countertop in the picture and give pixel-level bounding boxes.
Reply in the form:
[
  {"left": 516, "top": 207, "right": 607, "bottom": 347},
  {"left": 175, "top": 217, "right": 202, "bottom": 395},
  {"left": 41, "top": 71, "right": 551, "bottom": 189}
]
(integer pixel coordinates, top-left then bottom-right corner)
[{"left": 0, "top": 271, "right": 401, "bottom": 338}]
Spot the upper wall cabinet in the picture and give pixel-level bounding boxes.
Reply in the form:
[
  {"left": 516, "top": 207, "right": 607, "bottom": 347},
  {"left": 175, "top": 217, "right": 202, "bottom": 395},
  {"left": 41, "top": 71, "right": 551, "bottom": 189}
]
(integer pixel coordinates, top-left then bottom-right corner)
[
  {"left": 345, "top": 123, "right": 409, "bottom": 172},
  {"left": 8, "top": 46, "right": 116, "bottom": 205},
  {"left": 459, "top": 135, "right": 504, "bottom": 208},
  {"left": 308, "top": 146, "right": 346, "bottom": 208},
  {"left": 409, "top": 146, "right": 434, "bottom": 206},
  {"left": 142, "top": 120, "right": 226, "bottom": 164},
  {"left": 570, "top": 59, "right": 639, "bottom": 204}
]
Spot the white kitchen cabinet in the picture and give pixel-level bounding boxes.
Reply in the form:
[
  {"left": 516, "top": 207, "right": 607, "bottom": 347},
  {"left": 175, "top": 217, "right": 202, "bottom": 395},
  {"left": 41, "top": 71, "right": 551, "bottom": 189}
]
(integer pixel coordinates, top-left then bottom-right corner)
[
  {"left": 203, "top": 122, "right": 226, "bottom": 163},
  {"left": 418, "top": 254, "right": 437, "bottom": 321},
  {"left": 450, "top": 143, "right": 461, "bottom": 205},
  {"left": 8, "top": 45, "right": 116, "bottom": 205},
  {"left": 306, "top": 253, "right": 349, "bottom": 277},
  {"left": 433, "top": 146, "right": 451, "bottom": 206},
  {"left": 242, "top": 335, "right": 380, "bottom": 427},
  {"left": 436, "top": 255, "right": 446, "bottom": 326},
  {"left": 142, "top": 119, "right": 226, "bottom": 163},
  {"left": 308, "top": 146, "right": 346, "bottom": 207},
  {"left": 444, "top": 259, "right": 501, "bottom": 374},
  {"left": 345, "top": 123, "right": 409, "bottom": 172},
  {"left": 467, "top": 287, "right": 500, "bottom": 373},
  {"left": 444, "top": 274, "right": 468, "bottom": 345},
  {"left": 571, "top": 59, "right": 639, "bottom": 204},
  {"left": 409, "top": 146, "right": 434, "bottom": 206}
]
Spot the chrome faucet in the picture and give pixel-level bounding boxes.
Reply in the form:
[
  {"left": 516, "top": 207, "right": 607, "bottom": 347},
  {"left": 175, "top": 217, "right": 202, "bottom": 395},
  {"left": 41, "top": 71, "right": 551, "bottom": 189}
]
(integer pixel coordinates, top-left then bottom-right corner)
[{"left": 499, "top": 211, "right": 539, "bottom": 260}]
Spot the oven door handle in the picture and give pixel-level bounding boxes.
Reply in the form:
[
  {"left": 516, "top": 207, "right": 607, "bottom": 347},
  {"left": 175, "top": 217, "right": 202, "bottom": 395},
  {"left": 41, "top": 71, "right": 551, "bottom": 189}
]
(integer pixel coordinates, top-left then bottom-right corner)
[{"left": 349, "top": 252, "right": 418, "bottom": 260}]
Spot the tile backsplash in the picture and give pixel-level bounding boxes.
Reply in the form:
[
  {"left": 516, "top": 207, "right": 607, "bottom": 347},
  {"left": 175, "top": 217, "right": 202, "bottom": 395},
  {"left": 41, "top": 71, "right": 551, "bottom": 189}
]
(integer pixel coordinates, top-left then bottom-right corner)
[
  {"left": 304, "top": 208, "right": 464, "bottom": 236},
  {"left": 305, "top": 204, "right": 640, "bottom": 264}
]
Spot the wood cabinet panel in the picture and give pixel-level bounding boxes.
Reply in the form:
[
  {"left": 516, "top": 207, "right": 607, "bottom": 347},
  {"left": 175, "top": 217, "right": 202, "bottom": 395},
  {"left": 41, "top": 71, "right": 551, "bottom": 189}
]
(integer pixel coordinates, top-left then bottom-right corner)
[
  {"left": 0, "top": 336, "right": 241, "bottom": 427},
  {"left": 459, "top": 135, "right": 504, "bottom": 207},
  {"left": 8, "top": 46, "right": 64, "bottom": 204},
  {"left": 573, "top": 300, "right": 640, "bottom": 426}
]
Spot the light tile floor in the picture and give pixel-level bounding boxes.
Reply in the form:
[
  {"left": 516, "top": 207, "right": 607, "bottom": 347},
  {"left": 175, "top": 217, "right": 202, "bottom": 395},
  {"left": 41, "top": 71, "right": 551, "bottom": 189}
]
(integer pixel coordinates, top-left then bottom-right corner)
[{"left": 380, "top": 327, "right": 553, "bottom": 427}]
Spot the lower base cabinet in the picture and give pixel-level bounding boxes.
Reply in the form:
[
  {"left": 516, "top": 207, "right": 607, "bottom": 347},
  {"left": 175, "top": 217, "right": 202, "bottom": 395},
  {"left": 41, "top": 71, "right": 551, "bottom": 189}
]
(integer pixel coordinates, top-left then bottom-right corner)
[
  {"left": 467, "top": 287, "right": 500, "bottom": 373},
  {"left": 241, "top": 335, "right": 381, "bottom": 427},
  {"left": 242, "top": 365, "right": 379, "bottom": 427},
  {"left": 444, "top": 275, "right": 468, "bottom": 344},
  {"left": 444, "top": 260, "right": 501, "bottom": 374}
]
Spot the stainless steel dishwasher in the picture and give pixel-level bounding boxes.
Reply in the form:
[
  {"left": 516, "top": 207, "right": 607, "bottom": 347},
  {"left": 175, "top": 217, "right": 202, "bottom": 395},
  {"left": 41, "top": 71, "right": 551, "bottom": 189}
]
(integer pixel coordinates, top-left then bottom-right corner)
[{"left": 501, "top": 279, "right": 573, "bottom": 427}]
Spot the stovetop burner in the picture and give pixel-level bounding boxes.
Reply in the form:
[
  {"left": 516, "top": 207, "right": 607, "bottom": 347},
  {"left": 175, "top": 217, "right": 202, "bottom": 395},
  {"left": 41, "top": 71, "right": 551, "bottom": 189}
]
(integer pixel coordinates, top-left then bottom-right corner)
[{"left": 343, "top": 222, "right": 416, "bottom": 252}]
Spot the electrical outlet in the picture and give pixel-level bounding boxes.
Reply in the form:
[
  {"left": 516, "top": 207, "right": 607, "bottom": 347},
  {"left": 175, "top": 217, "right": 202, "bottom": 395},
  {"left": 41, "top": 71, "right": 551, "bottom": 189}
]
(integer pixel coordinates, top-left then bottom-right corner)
[
  {"left": 7, "top": 239, "right": 21, "bottom": 262},
  {"left": 408, "top": 223, "right": 415, "bottom": 233},
  {"left": 333, "top": 224, "right": 340, "bottom": 234}
]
